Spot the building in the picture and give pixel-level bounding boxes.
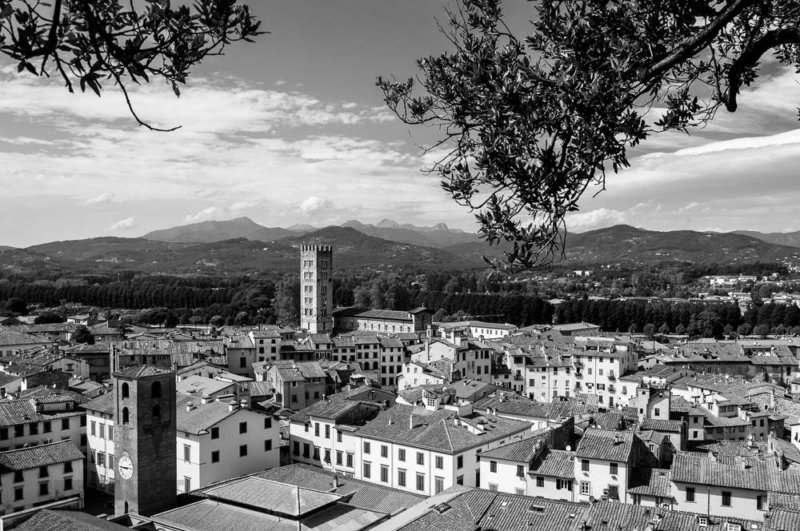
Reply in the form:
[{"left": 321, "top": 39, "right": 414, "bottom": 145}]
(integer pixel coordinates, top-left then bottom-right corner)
[
  {"left": 300, "top": 244, "right": 333, "bottom": 334},
  {"left": 0, "top": 441, "right": 84, "bottom": 515},
  {"left": 0, "top": 394, "right": 87, "bottom": 453},
  {"left": 83, "top": 392, "right": 116, "bottom": 493},
  {"left": 113, "top": 365, "right": 177, "bottom": 516},
  {"left": 334, "top": 307, "right": 432, "bottom": 334},
  {"left": 258, "top": 360, "right": 328, "bottom": 410},
  {"left": 574, "top": 428, "right": 644, "bottom": 503}
]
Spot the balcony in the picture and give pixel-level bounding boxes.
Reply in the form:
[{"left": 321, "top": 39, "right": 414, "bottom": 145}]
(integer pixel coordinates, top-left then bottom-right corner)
[
  {"left": 609, "top": 385, "right": 616, "bottom": 393},
  {"left": 608, "top": 372, "right": 616, "bottom": 381}
]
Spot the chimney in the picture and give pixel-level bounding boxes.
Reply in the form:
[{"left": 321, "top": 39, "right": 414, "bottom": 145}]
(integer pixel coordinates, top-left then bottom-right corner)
[
  {"left": 186, "top": 403, "right": 194, "bottom": 412},
  {"left": 332, "top": 475, "right": 340, "bottom": 488},
  {"left": 409, "top": 415, "right": 415, "bottom": 430},
  {"left": 228, "top": 402, "right": 238, "bottom": 412},
  {"left": 200, "top": 395, "right": 210, "bottom": 405}
]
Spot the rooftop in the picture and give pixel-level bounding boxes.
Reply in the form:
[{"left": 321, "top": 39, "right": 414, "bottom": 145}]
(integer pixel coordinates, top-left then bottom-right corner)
[
  {"left": 204, "top": 476, "right": 341, "bottom": 517},
  {"left": 575, "top": 428, "right": 635, "bottom": 462},
  {"left": 0, "top": 440, "right": 84, "bottom": 471},
  {"left": 113, "top": 365, "right": 174, "bottom": 379}
]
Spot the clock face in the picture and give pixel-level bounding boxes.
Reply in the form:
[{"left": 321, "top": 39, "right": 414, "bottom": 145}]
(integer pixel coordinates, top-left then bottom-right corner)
[{"left": 118, "top": 453, "right": 133, "bottom": 480}]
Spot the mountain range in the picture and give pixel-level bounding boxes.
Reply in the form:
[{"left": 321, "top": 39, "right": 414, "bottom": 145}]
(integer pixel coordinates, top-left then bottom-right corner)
[{"left": 3, "top": 219, "right": 800, "bottom": 276}]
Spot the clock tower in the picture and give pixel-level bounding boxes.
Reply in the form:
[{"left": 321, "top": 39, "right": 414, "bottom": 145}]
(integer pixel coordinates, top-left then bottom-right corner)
[{"left": 113, "top": 365, "right": 177, "bottom": 516}]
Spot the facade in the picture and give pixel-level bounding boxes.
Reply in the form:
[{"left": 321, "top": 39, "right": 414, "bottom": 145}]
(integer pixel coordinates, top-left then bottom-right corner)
[
  {"left": 0, "top": 395, "right": 86, "bottom": 453},
  {"left": 0, "top": 441, "right": 84, "bottom": 515},
  {"left": 300, "top": 244, "right": 333, "bottom": 334},
  {"left": 113, "top": 365, "right": 177, "bottom": 516},
  {"left": 176, "top": 395, "right": 280, "bottom": 493},
  {"left": 574, "top": 429, "right": 641, "bottom": 503}
]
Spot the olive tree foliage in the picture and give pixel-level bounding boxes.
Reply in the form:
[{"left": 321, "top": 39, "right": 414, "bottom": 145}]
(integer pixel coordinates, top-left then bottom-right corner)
[
  {"left": 378, "top": 0, "right": 800, "bottom": 269},
  {"left": 0, "top": 0, "right": 262, "bottom": 130}
]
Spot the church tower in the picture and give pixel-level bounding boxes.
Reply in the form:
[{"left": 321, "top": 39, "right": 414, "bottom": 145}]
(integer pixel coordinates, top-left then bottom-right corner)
[
  {"left": 300, "top": 244, "right": 333, "bottom": 333},
  {"left": 113, "top": 365, "right": 177, "bottom": 516}
]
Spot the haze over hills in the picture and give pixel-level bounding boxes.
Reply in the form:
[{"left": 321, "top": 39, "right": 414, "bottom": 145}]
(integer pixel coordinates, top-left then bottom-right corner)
[
  {"left": 141, "top": 217, "right": 480, "bottom": 249},
  {"left": 4, "top": 223, "right": 800, "bottom": 277},
  {"left": 733, "top": 230, "right": 800, "bottom": 249}
]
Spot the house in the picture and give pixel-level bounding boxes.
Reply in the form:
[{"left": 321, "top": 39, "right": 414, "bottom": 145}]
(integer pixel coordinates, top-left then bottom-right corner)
[
  {"left": 0, "top": 441, "right": 84, "bottom": 515},
  {"left": 0, "top": 394, "right": 87, "bottom": 453},
  {"left": 175, "top": 394, "right": 280, "bottom": 492},
  {"left": 670, "top": 451, "right": 800, "bottom": 520},
  {"left": 574, "top": 428, "right": 644, "bottom": 503},
  {"left": 260, "top": 360, "right": 328, "bottom": 410},
  {"left": 82, "top": 392, "right": 115, "bottom": 493}
]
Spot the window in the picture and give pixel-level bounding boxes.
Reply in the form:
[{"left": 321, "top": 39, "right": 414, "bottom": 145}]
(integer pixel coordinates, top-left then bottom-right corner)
[
  {"left": 64, "top": 462, "right": 73, "bottom": 473},
  {"left": 457, "top": 455, "right": 463, "bottom": 469},
  {"left": 399, "top": 449, "right": 406, "bottom": 462},
  {"left": 346, "top": 453, "right": 354, "bottom": 468},
  {"left": 580, "top": 481, "right": 591, "bottom": 495},
  {"left": 98, "top": 423, "right": 104, "bottom": 438},
  {"left": 609, "top": 463, "right": 618, "bottom": 475},
  {"left": 381, "top": 465, "right": 389, "bottom": 483},
  {"left": 517, "top": 465, "right": 525, "bottom": 478},
  {"left": 0, "top": 428, "right": 6, "bottom": 440},
  {"left": 416, "top": 473, "right": 425, "bottom": 491},
  {"left": 152, "top": 404, "right": 161, "bottom": 423},
  {"left": 536, "top": 476, "right": 544, "bottom": 487},
  {"left": 381, "top": 445, "right": 388, "bottom": 458},
  {"left": 121, "top": 382, "right": 129, "bottom": 399},
  {"left": 398, "top": 469, "right": 407, "bottom": 487},
  {"left": 14, "top": 425, "right": 23, "bottom": 437},
  {"left": 183, "top": 444, "right": 191, "bottom": 462},
  {"left": 722, "top": 491, "right": 731, "bottom": 506},
  {"left": 363, "top": 462, "right": 371, "bottom": 479},
  {"left": 39, "top": 466, "right": 49, "bottom": 478},
  {"left": 239, "top": 444, "right": 248, "bottom": 457},
  {"left": 265, "top": 417, "right": 273, "bottom": 429},
  {"left": 686, "top": 487, "right": 695, "bottom": 502},
  {"left": 265, "top": 439, "right": 272, "bottom": 451},
  {"left": 211, "top": 450, "right": 220, "bottom": 463},
  {"left": 91, "top": 421, "right": 96, "bottom": 436},
  {"left": 490, "top": 461, "right": 497, "bottom": 473},
  {"left": 456, "top": 475, "right": 464, "bottom": 485},
  {"left": 151, "top": 381, "right": 162, "bottom": 399},
  {"left": 654, "top": 407, "right": 660, "bottom": 417},
  {"left": 757, "top": 495, "right": 764, "bottom": 511},
  {"left": 184, "top": 476, "right": 191, "bottom": 492},
  {"left": 337, "top": 431, "right": 342, "bottom": 443},
  {"left": 211, "top": 427, "right": 219, "bottom": 439},
  {"left": 98, "top": 452, "right": 105, "bottom": 467},
  {"left": 488, "top": 483, "right": 498, "bottom": 491},
  {"left": 240, "top": 357, "right": 247, "bottom": 368},
  {"left": 61, "top": 418, "right": 69, "bottom": 430},
  {"left": 39, "top": 482, "right": 48, "bottom": 496},
  {"left": 241, "top": 421, "right": 249, "bottom": 434},
  {"left": 324, "top": 424, "right": 330, "bottom": 439},
  {"left": 65, "top": 477, "right": 73, "bottom": 491},
  {"left": 122, "top": 407, "right": 129, "bottom": 425},
  {"left": 435, "top": 476, "right": 444, "bottom": 494},
  {"left": 581, "top": 459, "right": 590, "bottom": 472},
  {"left": 435, "top": 455, "right": 443, "bottom": 469},
  {"left": 364, "top": 442, "right": 371, "bottom": 454},
  {"left": 324, "top": 449, "right": 331, "bottom": 463},
  {"left": 14, "top": 487, "right": 22, "bottom": 501},
  {"left": 416, "top": 452, "right": 424, "bottom": 466}
]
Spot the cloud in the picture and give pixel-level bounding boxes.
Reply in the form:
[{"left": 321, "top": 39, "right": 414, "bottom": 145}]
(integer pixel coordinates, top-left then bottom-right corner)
[
  {"left": 81, "top": 192, "right": 116, "bottom": 206},
  {"left": 299, "top": 196, "right": 333, "bottom": 215},
  {"left": 567, "top": 208, "right": 630, "bottom": 233},
  {"left": 108, "top": 217, "right": 136, "bottom": 231}
]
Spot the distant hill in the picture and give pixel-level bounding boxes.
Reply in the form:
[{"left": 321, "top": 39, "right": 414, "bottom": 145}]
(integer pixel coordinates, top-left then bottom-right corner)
[
  {"left": 341, "top": 220, "right": 480, "bottom": 248},
  {"left": 562, "top": 225, "right": 800, "bottom": 265},
  {"left": 733, "top": 230, "right": 800, "bottom": 248},
  {"left": 138, "top": 217, "right": 479, "bottom": 248},
  {"left": 142, "top": 217, "right": 294, "bottom": 243}
]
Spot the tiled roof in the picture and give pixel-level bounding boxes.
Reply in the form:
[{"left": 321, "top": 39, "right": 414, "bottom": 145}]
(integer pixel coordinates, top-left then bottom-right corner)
[
  {"left": 83, "top": 391, "right": 115, "bottom": 416},
  {"left": 671, "top": 452, "right": 800, "bottom": 493},
  {"left": 658, "top": 509, "right": 763, "bottom": 531},
  {"left": 767, "top": 507, "right": 800, "bottom": 531},
  {"left": 0, "top": 398, "right": 82, "bottom": 427},
  {"left": 257, "top": 463, "right": 425, "bottom": 514},
  {"left": 356, "top": 309, "right": 413, "bottom": 321},
  {"left": 379, "top": 337, "right": 404, "bottom": 348},
  {"left": 114, "top": 365, "right": 173, "bottom": 379},
  {"left": 204, "top": 476, "right": 340, "bottom": 516},
  {"left": 356, "top": 404, "right": 531, "bottom": 454},
  {"left": 289, "top": 398, "right": 363, "bottom": 423},
  {"left": 153, "top": 499, "right": 299, "bottom": 531},
  {"left": 481, "top": 431, "right": 549, "bottom": 462},
  {"left": 0, "top": 440, "right": 83, "bottom": 471},
  {"left": 0, "top": 329, "right": 52, "bottom": 346},
  {"left": 13, "top": 509, "right": 129, "bottom": 531},
  {"left": 628, "top": 468, "right": 672, "bottom": 498},
  {"left": 530, "top": 449, "right": 576, "bottom": 479},
  {"left": 583, "top": 500, "right": 653, "bottom": 531},
  {"left": 176, "top": 395, "right": 243, "bottom": 434},
  {"left": 176, "top": 375, "right": 233, "bottom": 396},
  {"left": 640, "top": 418, "right": 684, "bottom": 432},
  {"left": 575, "top": 428, "right": 635, "bottom": 462}
]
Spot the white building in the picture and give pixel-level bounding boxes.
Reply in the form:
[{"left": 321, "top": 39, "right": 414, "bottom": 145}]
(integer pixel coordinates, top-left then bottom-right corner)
[
  {"left": 0, "top": 441, "right": 84, "bottom": 515},
  {"left": 0, "top": 394, "right": 86, "bottom": 453},
  {"left": 574, "top": 428, "right": 640, "bottom": 503},
  {"left": 176, "top": 394, "right": 281, "bottom": 493}
]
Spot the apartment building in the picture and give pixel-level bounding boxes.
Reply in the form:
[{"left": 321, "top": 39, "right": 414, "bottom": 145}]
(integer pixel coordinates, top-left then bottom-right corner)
[
  {"left": 0, "top": 395, "right": 86, "bottom": 453},
  {"left": 83, "top": 392, "right": 115, "bottom": 493},
  {"left": 0, "top": 441, "right": 84, "bottom": 515},
  {"left": 574, "top": 429, "right": 643, "bottom": 503}
]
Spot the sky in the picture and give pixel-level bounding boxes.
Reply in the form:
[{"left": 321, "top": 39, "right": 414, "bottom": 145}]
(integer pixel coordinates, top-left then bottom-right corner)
[{"left": 1, "top": 1, "right": 799, "bottom": 247}]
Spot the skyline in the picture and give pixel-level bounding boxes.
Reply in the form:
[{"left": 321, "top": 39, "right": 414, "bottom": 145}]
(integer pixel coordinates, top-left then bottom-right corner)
[{"left": 0, "top": 0, "right": 799, "bottom": 247}]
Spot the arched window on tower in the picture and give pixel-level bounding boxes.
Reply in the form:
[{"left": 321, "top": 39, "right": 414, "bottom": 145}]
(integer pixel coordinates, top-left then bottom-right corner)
[
  {"left": 122, "top": 407, "right": 129, "bottom": 424},
  {"left": 121, "top": 382, "right": 129, "bottom": 399},
  {"left": 151, "top": 381, "right": 162, "bottom": 399},
  {"left": 152, "top": 404, "right": 161, "bottom": 423}
]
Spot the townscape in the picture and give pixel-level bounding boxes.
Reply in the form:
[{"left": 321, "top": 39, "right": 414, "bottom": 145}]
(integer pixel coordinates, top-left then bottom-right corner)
[{"left": 0, "top": 244, "right": 795, "bottom": 530}]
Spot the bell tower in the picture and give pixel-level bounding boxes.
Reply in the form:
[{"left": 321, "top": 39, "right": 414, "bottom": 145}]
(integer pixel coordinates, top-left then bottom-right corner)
[
  {"left": 113, "top": 365, "right": 177, "bottom": 516},
  {"left": 300, "top": 244, "right": 333, "bottom": 333}
]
